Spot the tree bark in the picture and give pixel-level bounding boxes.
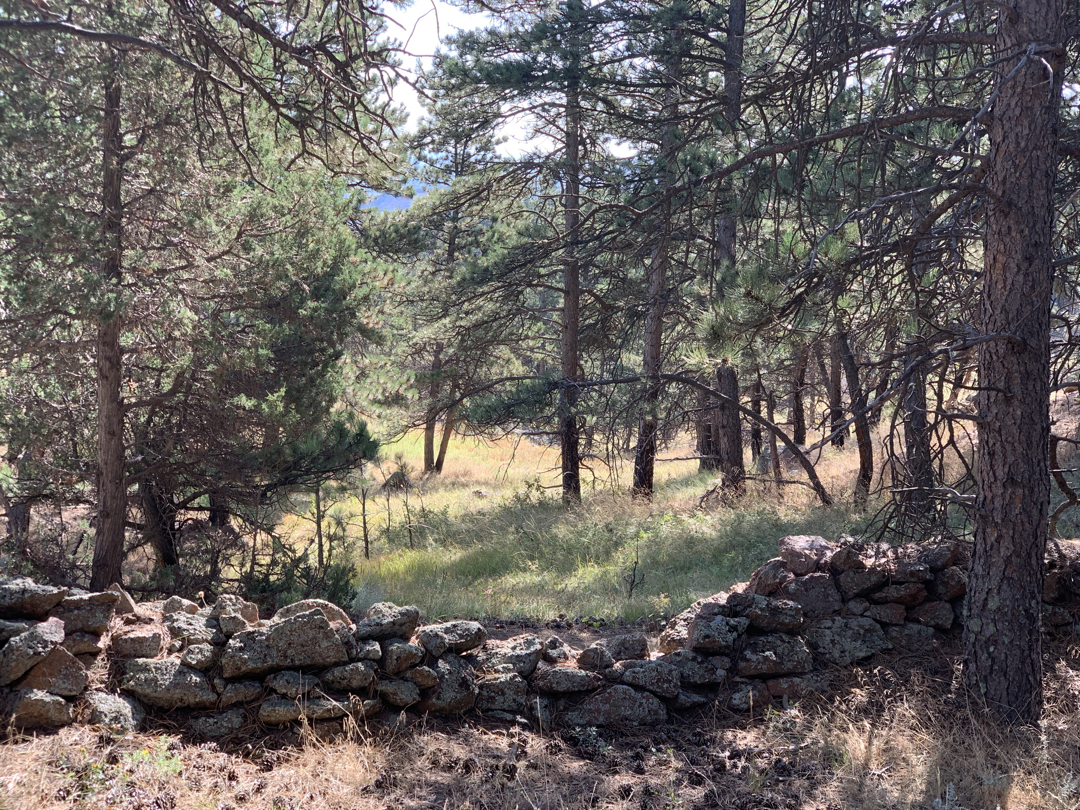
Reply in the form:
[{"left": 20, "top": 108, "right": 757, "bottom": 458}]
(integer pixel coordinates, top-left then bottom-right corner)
[
  {"left": 962, "top": 0, "right": 1063, "bottom": 725},
  {"left": 716, "top": 362, "right": 745, "bottom": 492},
  {"left": 902, "top": 355, "right": 933, "bottom": 519},
  {"left": 837, "top": 331, "right": 872, "bottom": 509},
  {"left": 791, "top": 348, "right": 808, "bottom": 446},
  {"left": 749, "top": 378, "right": 763, "bottom": 461},
  {"left": 434, "top": 407, "right": 456, "bottom": 474},
  {"left": 697, "top": 374, "right": 721, "bottom": 473},
  {"left": 91, "top": 61, "right": 127, "bottom": 591},
  {"left": 139, "top": 478, "right": 179, "bottom": 569},
  {"left": 423, "top": 343, "right": 444, "bottom": 474},
  {"left": 827, "top": 336, "right": 846, "bottom": 448}
]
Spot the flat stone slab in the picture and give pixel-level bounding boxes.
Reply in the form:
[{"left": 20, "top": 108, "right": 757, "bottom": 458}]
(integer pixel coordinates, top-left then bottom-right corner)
[
  {"left": 220, "top": 609, "right": 349, "bottom": 678},
  {"left": 806, "top": 617, "right": 892, "bottom": 666},
  {"left": 0, "top": 617, "right": 65, "bottom": 686},
  {"left": 121, "top": 658, "right": 218, "bottom": 709},
  {"left": 564, "top": 685, "right": 667, "bottom": 727},
  {"left": 0, "top": 578, "right": 68, "bottom": 619}
]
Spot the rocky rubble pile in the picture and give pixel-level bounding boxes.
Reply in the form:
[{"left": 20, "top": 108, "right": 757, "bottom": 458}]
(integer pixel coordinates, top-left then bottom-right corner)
[{"left": 3, "top": 534, "right": 1079, "bottom": 734}]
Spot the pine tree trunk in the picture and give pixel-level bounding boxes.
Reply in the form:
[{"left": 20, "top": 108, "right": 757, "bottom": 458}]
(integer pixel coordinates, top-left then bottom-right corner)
[
  {"left": 827, "top": 336, "right": 846, "bottom": 448},
  {"left": 749, "top": 379, "right": 763, "bottom": 461},
  {"left": 91, "top": 63, "right": 127, "bottom": 591},
  {"left": 434, "top": 407, "right": 456, "bottom": 474},
  {"left": 697, "top": 374, "right": 721, "bottom": 473},
  {"left": 791, "top": 348, "right": 807, "bottom": 447},
  {"left": 139, "top": 478, "right": 179, "bottom": 569},
  {"left": 423, "top": 344, "right": 443, "bottom": 474},
  {"left": 716, "top": 362, "right": 745, "bottom": 492},
  {"left": 560, "top": 30, "right": 582, "bottom": 505},
  {"left": 902, "top": 356, "right": 933, "bottom": 519},
  {"left": 838, "top": 331, "right": 872, "bottom": 509},
  {"left": 963, "top": 0, "right": 1063, "bottom": 725}
]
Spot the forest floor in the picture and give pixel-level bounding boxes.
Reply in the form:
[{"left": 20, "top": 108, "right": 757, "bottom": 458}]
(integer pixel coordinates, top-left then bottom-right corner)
[{"left": 4, "top": 629, "right": 1080, "bottom": 810}]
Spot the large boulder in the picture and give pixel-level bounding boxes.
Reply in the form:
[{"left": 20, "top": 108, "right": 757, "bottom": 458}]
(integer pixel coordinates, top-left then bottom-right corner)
[
  {"left": 354, "top": 603, "right": 419, "bottom": 641},
  {"left": 416, "top": 620, "right": 486, "bottom": 657},
  {"left": 726, "top": 593, "right": 805, "bottom": 633},
  {"left": 17, "top": 647, "right": 87, "bottom": 696},
  {"left": 564, "top": 685, "right": 667, "bottom": 727},
  {"left": 476, "top": 672, "right": 528, "bottom": 714},
  {"left": 532, "top": 666, "right": 605, "bottom": 694},
  {"left": 121, "top": 658, "right": 218, "bottom": 709},
  {"left": 417, "top": 654, "right": 479, "bottom": 714},
  {"left": 85, "top": 692, "right": 145, "bottom": 733},
  {"left": 616, "top": 660, "right": 681, "bottom": 699},
  {"left": 778, "top": 535, "right": 835, "bottom": 575},
  {"left": 220, "top": 609, "right": 349, "bottom": 678},
  {"left": 480, "top": 634, "right": 543, "bottom": 677},
  {"left": 805, "top": 617, "right": 892, "bottom": 666},
  {"left": 687, "top": 614, "right": 749, "bottom": 655},
  {"left": 50, "top": 591, "right": 119, "bottom": 634},
  {"left": 777, "top": 573, "right": 843, "bottom": 618},
  {"left": 164, "top": 612, "right": 224, "bottom": 647},
  {"left": 0, "top": 578, "right": 68, "bottom": 618},
  {"left": 736, "top": 635, "right": 813, "bottom": 677},
  {"left": 272, "top": 599, "right": 347, "bottom": 627},
  {"left": 0, "top": 617, "right": 65, "bottom": 686},
  {"left": 2, "top": 688, "right": 73, "bottom": 728}
]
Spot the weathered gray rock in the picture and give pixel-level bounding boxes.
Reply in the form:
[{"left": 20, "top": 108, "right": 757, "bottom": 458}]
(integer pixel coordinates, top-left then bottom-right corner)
[
  {"left": 266, "top": 670, "right": 320, "bottom": 698},
  {"left": 355, "top": 639, "right": 382, "bottom": 661},
  {"left": 837, "top": 569, "right": 888, "bottom": 600},
  {"left": 111, "top": 625, "right": 166, "bottom": 659},
  {"left": 180, "top": 642, "right": 218, "bottom": 671},
  {"left": 916, "top": 539, "right": 968, "bottom": 572},
  {"left": 728, "top": 680, "right": 769, "bottom": 712},
  {"left": 381, "top": 639, "right": 424, "bottom": 675},
  {"left": 885, "top": 622, "right": 937, "bottom": 651},
  {"left": 220, "top": 609, "right": 349, "bottom": 678},
  {"left": 616, "top": 660, "right": 680, "bottom": 699},
  {"left": 476, "top": 672, "right": 528, "bottom": 714},
  {"left": 107, "top": 583, "right": 138, "bottom": 615},
  {"left": 765, "top": 673, "right": 833, "bottom": 700},
  {"left": 806, "top": 617, "right": 892, "bottom": 666},
  {"left": 0, "top": 616, "right": 64, "bottom": 686},
  {"left": 865, "top": 603, "right": 906, "bottom": 625},
  {"left": 163, "top": 596, "right": 200, "bottom": 615},
  {"left": 576, "top": 644, "right": 614, "bottom": 672},
  {"left": 736, "top": 635, "right": 813, "bottom": 677},
  {"left": 163, "top": 612, "right": 224, "bottom": 647},
  {"left": 658, "top": 650, "right": 725, "bottom": 685},
  {"left": 532, "top": 666, "right": 604, "bottom": 694},
  {"left": 778, "top": 535, "right": 835, "bottom": 575},
  {"left": 687, "top": 614, "right": 749, "bottom": 655},
  {"left": 220, "top": 680, "right": 263, "bottom": 707},
  {"left": 778, "top": 573, "right": 843, "bottom": 618},
  {"left": 321, "top": 662, "right": 375, "bottom": 692},
  {"left": 122, "top": 658, "right": 218, "bottom": 709},
  {"left": 0, "top": 619, "right": 37, "bottom": 646},
  {"left": 747, "top": 558, "right": 795, "bottom": 596},
  {"left": 932, "top": 567, "right": 967, "bottom": 601},
  {"left": 190, "top": 708, "right": 245, "bottom": 738},
  {"left": 727, "top": 593, "right": 805, "bottom": 633},
  {"left": 217, "top": 614, "right": 249, "bottom": 637},
  {"left": 50, "top": 591, "right": 119, "bottom": 634},
  {"left": 603, "top": 634, "right": 649, "bottom": 661},
  {"left": 481, "top": 634, "right": 543, "bottom": 677},
  {"left": 211, "top": 594, "right": 260, "bottom": 624},
  {"left": 2, "top": 688, "right": 73, "bottom": 728},
  {"left": 416, "top": 620, "right": 487, "bottom": 657},
  {"left": 845, "top": 598, "right": 870, "bottom": 616},
  {"left": 405, "top": 665, "right": 440, "bottom": 688},
  {"left": 17, "top": 646, "right": 87, "bottom": 696},
  {"left": 272, "top": 598, "right": 347, "bottom": 627},
  {"left": 258, "top": 696, "right": 304, "bottom": 725},
  {"left": 377, "top": 679, "right": 420, "bottom": 707},
  {"left": 670, "top": 690, "right": 711, "bottom": 709},
  {"left": 418, "top": 654, "right": 478, "bottom": 714},
  {"left": 658, "top": 597, "right": 728, "bottom": 653},
  {"left": 880, "top": 558, "right": 933, "bottom": 584},
  {"left": 354, "top": 603, "right": 420, "bottom": 641},
  {"left": 85, "top": 691, "right": 144, "bottom": 733},
  {"left": 907, "top": 601, "right": 954, "bottom": 630},
  {"left": 869, "top": 583, "right": 927, "bottom": 606},
  {"left": 564, "top": 685, "right": 667, "bottom": 727},
  {"left": 542, "top": 635, "right": 572, "bottom": 663},
  {"left": 0, "top": 577, "right": 68, "bottom": 618},
  {"left": 828, "top": 545, "right": 868, "bottom": 573}
]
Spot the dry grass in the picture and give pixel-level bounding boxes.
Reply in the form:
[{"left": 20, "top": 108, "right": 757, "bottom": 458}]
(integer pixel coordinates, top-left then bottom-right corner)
[{"left": 6, "top": 639, "right": 1080, "bottom": 810}]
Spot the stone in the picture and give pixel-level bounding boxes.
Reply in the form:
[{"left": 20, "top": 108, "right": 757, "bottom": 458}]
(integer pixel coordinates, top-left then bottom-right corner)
[
  {"left": 356, "top": 639, "right": 382, "bottom": 661},
  {"left": 616, "top": 660, "right": 680, "bottom": 699},
  {"left": 907, "top": 601, "right": 954, "bottom": 630},
  {"left": 603, "top": 634, "right": 649, "bottom": 661},
  {"left": 687, "top": 615, "right": 749, "bottom": 655},
  {"left": 1044, "top": 604, "right": 1074, "bottom": 626},
  {"left": 354, "top": 603, "right": 420, "bottom": 641},
  {"left": 0, "top": 577, "right": 68, "bottom": 618},
  {"left": 727, "top": 593, "right": 805, "bottom": 633},
  {"left": 107, "top": 583, "right": 138, "bottom": 615},
  {"left": 381, "top": 639, "right": 424, "bottom": 675},
  {"left": 916, "top": 539, "right": 967, "bottom": 572},
  {"left": 122, "top": 658, "right": 218, "bottom": 709},
  {"left": 319, "top": 662, "right": 373, "bottom": 692},
  {"left": 564, "top": 685, "right": 667, "bottom": 727},
  {"left": 0, "top": 619, "right": 36, "bottom": 644},
  {"left": 111, "top": 625, "right": 166, "bottom": 659},
  {"left": 0, "top": 616, "right": 65, "bottom": 686},
  {"left": 806, "top": 617, "right": 892, "bottom": 666},
  {"left": 190, "top": 708, "right": 245, "bottom": 738},
  {"left": 778, "top": 535, "right": 835, "bottom": 575},
  {"left": 885, "top": 622, "right": 937, "bottom": 651},
  {"left": 17, "top": 646, "right": 87, "bottom": 696},
  {"left": 748, "top": 558, "right": 795, "bottom": 596},
  {"left": 736, "top": 635, "right": 813, "bottom": 677},
  {"left": 211, "top": 594, "right": 260, "bottom": 623},
  {"left": 670, "top": 690, "right": 711, "bottom": 709},
  {"left": 778, "top": 573, "right": 843, "bottom": 618},
  {"left": 417, "top": 654, "right": 479, "bottom": 714},
  {"left": 266, "top": 670, "right": 320, "bottom": 698},
  {"left": 766, "top": 673, "right": 833, "bottom": 700},
  {"left": 576, "top": 644, "right": 614, "bottom": 672},
  {"left": 220, "top": 609, "right": 349, "bottom": 678},
  {"left": 658, "top": 650, "right": 725, "bottom": 685},
  {"left": 869, "top": 583, "right": 927, "bottom": 606},
  {"left": 49, "top": 591, "right": 118, "bottom": 634},
  {"left": 476, "top": 672, "right": 528, "bottom": 714},
  {"left": 532, "top": 666, "right": 605, "bottom": 694},
  {"left": 866, "top": 603, "right": 907, "bottom": 625},
  {"left": 164, "top": 612, "right": 224, "bottom": 647},
  {"left": 542, "top": 635, "right": 571, "bottom": 663},
  {"left": 272, "top": 598, "right": 348, "bottom": 627},
  {"left": 180, "top": 642, "right": 218, "bottom": 671},
  {"left": 728, "top": 681, "right": 769, "bottom": 713},
  {"left": 659, "top": 598, "right": 729, "bottom": 653},
  {"left": 837, "top": 569, "right": 888, "bottom": 600},
  {"left": 405, "top": 665, "right": 440, "bottom": 688},
  {"left": 881, "top": 559, "right": 933, "bottom": 583},
  {"left": 258, "top": 696, "right": 303, "bottom": 725},
  {"left": 932, "top": 567, "right": 967, "bottom": 602},
  {"left": 377, "top": 679, "right": 421, "bottom": 707},
  {"left": 828, "top": 545, "right": 867, "bottom": 573},
  {"left": 353, "top": 698, "right": 384, "bottom": 720},
  {"left": 85, "top": 691, "right": 144, "bottom": 733},
  {"left": 845, "top": 598, "right": 870, "bottom": 616},
  {"left": 163, "top": 596, "right": 200, "bottom": 615},
  {"left": 220, "top": 680, "right": 263, "bottom": 707},
  {"left": 2, "top": 688, "right": 73, "bottom": 728},
  {"left": 416, "top": 620, "right": 487, "bottom": 657},
  {"left": 217, "top": 614, "right": 249, "bottom": 637},
  {"left": 481, "top": 634, "right": 543, "bottom": 677}
]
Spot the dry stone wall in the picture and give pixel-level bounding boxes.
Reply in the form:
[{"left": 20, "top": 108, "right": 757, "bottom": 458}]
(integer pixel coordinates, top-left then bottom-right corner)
[{"left": 3, "top": 535, "right": 1080, "bottom": 735}]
